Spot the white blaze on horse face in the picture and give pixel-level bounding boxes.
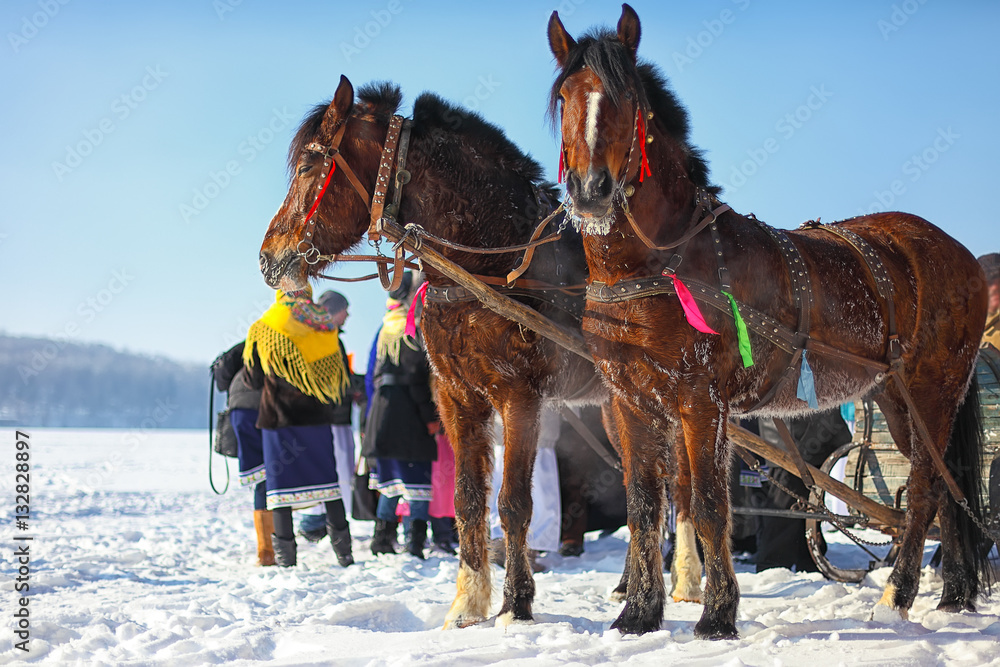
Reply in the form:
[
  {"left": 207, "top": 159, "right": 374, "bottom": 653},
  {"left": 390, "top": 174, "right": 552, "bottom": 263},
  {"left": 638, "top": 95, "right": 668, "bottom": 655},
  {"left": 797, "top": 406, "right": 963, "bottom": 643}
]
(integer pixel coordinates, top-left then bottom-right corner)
[{"left": 585, "top": 91, "right": 602, "bottom": 157}]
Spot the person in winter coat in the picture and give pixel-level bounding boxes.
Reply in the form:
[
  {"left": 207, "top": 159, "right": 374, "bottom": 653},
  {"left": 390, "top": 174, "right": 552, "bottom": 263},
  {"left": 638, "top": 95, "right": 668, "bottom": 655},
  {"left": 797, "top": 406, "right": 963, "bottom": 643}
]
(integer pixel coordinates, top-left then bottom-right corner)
[
  {"left": 212, "top": 341, "right": 273, "bottom": 566},
  {"left": 363, "top": 271, "right": 440, "bottom": 559},
  {"left": 296, "top": 290, "right": 362, "bottom": 542},
  {"left": 244, "top": 285, "right": 354, "bottom": 568}
]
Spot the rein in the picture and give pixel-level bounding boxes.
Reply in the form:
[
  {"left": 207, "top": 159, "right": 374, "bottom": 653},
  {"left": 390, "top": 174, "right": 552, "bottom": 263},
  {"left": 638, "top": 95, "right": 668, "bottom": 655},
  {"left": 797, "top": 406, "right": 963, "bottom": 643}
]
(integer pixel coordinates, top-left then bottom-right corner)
[{"left": 295, "top": 112, "right": 571, "bottom": 293}]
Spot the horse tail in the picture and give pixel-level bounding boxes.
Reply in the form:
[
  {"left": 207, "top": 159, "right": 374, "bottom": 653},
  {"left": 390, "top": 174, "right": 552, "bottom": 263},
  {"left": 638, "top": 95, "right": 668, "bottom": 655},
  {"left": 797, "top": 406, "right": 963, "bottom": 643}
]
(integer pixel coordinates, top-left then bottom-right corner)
[{"left": 944, "top": 370, "right": 994, "bottom": 598}]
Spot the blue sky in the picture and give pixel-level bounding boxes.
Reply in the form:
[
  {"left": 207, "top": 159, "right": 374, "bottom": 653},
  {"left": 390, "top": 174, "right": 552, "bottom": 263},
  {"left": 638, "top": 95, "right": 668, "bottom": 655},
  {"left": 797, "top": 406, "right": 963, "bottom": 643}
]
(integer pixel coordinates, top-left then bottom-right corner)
[{"left": 2, "top": 0, "right": 998, "bottom": 367}]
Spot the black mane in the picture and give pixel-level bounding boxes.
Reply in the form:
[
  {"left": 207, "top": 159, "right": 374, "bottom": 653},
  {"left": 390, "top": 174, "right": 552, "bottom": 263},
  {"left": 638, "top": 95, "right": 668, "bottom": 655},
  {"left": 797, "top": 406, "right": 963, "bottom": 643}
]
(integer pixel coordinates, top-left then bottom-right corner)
[
  {"left": 548, "top": 28, "right": 714, "bottom": 190},
  {"left": 411, "top": 92, "right": 547, "bottom": 187},
  {"left": 288, "top": 82, "right": 548, "bottom": 189}
]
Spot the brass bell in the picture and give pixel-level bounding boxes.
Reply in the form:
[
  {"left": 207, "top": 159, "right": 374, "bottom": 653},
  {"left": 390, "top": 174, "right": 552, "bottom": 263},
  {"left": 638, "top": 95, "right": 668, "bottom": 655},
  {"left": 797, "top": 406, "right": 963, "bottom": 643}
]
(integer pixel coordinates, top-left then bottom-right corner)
[{"left": 624, "top": 184, "right": 635, "bottom": 197}]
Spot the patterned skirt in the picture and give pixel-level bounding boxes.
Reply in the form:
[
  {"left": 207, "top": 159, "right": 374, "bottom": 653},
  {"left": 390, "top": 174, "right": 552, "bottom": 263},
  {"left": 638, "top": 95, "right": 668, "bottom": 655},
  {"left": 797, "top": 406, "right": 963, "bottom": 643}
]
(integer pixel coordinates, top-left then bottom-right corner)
[
  {"left": 262, "top": 424, "right": 340, "bottom": 509},
  {"left": 230, "top": 408, "right": 264, "bottom": 487},
  {"left": 371, "top": 458, "right": 433, "bottom": 502}
]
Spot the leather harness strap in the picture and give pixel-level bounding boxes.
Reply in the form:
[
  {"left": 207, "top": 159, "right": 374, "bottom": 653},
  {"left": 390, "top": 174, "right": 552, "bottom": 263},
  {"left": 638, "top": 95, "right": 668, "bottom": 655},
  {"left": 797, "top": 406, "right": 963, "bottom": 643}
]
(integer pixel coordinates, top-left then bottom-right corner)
[
  {"left": 745, "top": 223, "right": 815, "bottom": 413},
  {"left": 806, "top": 221, "right": 900, "bottom": 362},
  {"left": 368, "top": 114, "right": 406, "bottom": 241},
  {"left": 425, "top": 282, "right": 585, "bottom": 320}
]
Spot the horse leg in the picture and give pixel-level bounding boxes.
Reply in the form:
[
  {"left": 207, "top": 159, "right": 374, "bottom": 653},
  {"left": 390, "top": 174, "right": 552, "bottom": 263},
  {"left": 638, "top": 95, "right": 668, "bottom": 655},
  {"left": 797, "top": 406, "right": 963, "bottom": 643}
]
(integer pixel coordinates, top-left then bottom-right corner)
[
  {"left": 495, "top": 396, "right": 543, "bottom": 626},
  {"left": 679, "top": 378, "right": 739, "bottom": 640},
  {"left": 610, "top": 399, "right": 668, "bottom": 635},
  {"left": 669, "top": 425, "right": 703, "bottom": 604},
  {"left": 936, "top": 486, "right": 977, "bottom": 612},
  {"left": 872, "top": 388, "right": 944, "bottom": 620},
  {"left": 440, "top": 387, "right": 496, "bottom": 629},
  {"left": 601, "top": 403, "right": 632, "bottom": 602}
]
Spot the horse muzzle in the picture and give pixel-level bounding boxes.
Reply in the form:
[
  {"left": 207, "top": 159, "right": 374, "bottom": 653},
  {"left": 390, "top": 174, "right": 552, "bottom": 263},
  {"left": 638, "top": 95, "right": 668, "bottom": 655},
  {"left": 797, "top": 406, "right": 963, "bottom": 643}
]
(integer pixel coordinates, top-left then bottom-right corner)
[
  {"left": 259, "top": 250, "right": 300, "bottom": 289},
  {"left": 567, "top": 166, "right": 615, "bottom": 218}
]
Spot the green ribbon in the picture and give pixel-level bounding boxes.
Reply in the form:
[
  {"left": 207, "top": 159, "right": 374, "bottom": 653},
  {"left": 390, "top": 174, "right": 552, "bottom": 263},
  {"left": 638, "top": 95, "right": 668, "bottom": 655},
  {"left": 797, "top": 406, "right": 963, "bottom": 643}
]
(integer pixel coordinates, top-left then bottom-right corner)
[{"left": 721, "top": 290, "right": 754, "bottom": 368}]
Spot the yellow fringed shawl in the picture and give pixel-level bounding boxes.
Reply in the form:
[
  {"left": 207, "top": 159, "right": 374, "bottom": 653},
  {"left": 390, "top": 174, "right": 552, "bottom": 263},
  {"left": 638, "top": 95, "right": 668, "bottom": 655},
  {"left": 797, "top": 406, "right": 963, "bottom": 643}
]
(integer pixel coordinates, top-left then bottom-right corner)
[
  {"left": 243, "top": 290, "right": 349, "bottom": 403},
  {"left": 376, "top": 300, "right": 417, "bottom": 366}
]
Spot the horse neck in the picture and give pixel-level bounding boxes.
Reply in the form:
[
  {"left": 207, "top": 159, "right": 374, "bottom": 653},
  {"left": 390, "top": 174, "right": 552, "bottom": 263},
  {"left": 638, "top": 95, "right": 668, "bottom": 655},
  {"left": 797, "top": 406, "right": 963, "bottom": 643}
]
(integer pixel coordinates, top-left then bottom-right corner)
[
  {"left": 399, "top": 129, "right": 539, "bottom": 278},
  {"left": 584, "top": 130, "right": 701, "bottom": 283}
]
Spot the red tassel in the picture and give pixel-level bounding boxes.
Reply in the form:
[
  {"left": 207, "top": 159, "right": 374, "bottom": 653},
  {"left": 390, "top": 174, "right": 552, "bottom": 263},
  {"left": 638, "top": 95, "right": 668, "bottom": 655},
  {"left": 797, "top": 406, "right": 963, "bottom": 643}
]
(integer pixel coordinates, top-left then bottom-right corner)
[
  {"left": 558, "top": 149, "right": 565, "bottom": 184},
  {"left": 404, "top": 281, "right": 428, "bottom": 339},
  {"left": 637, "top": 111, "right": 652, "bottom": 183}
]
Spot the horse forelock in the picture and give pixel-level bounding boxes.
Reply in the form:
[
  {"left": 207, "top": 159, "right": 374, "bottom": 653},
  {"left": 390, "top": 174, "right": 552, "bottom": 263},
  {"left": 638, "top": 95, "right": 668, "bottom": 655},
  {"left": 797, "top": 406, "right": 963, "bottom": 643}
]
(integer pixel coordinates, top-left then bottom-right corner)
[
  {"left": 549, "top": 29, "right": 715, "bottom": 191},
  {"left": 287, "top": 103, "right": 328, "bottom": 178}
]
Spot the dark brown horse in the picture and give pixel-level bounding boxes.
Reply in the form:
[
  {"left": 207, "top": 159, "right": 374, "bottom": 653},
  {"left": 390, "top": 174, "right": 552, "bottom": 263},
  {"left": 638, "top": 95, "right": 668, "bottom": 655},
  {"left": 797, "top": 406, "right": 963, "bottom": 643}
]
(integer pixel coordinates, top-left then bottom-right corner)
[
  {"left": 549, "top": 5, "right": 991, "bottom": 639},
  {"left": 258, "top": 76, "right": 610, "bottom": 627}
]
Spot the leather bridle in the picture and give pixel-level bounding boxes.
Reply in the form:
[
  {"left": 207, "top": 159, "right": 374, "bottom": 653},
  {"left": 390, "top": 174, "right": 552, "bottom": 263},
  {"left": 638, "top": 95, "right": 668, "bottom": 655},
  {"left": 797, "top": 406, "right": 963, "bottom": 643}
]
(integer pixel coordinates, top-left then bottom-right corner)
[{"left": 294, "top": 112, "right": 412, "bottom": 291}]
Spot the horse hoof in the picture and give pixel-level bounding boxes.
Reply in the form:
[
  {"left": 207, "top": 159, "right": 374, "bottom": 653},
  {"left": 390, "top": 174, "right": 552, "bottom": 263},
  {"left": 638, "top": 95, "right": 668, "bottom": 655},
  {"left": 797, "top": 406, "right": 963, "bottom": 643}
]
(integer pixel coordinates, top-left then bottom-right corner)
[
  {"left": 693, "top": 618, "right": 738, "bottom": 640},
  {"left": 443, "top": 614, "right": 487, "bottom": 630},
  {"left": 610, "top": 604, "right": 662, "bottom": 635},
  {"left": 670, "top": 578, "right": 703, "bottom": 604},
  {"left": 870, "top": 603, "right": 909, "bottom": 623},
  {"left": 559, "top": 541, "right": 584, "bottom": 557},
  {"left": 496, "top": 611, "right": 534, "bottom": 628},
  {"left": 937, "top": 598, "right": 975, "bottom": 613}
]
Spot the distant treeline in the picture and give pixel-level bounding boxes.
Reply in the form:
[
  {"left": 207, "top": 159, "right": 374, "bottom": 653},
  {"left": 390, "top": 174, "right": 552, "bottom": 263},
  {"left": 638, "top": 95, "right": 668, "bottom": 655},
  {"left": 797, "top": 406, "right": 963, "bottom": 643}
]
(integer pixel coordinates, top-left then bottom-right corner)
[{"left": 0, "top": 334, "right": 207, "bottom": 428}]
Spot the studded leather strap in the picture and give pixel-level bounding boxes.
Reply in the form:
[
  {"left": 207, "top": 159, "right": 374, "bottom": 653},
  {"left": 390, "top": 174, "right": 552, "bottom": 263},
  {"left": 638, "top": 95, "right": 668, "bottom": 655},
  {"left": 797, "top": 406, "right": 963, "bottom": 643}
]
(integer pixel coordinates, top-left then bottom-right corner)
[{"left": 368, "top": 114, "right": 406, "bottom": 241}]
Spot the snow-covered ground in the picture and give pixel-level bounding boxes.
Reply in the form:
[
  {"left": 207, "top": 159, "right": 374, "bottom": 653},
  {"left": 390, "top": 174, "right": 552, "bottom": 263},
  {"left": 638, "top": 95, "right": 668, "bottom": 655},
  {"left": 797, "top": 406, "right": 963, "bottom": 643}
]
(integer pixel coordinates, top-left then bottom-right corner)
[{"left": 3, "top": 428, "right": 1000, "bottom": 665}]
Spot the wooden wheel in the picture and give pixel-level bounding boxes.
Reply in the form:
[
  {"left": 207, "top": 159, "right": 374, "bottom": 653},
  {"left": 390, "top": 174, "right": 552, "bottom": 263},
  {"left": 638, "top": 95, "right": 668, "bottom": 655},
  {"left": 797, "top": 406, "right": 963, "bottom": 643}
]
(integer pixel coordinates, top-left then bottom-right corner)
[{"left": 805, "top": 441, "right": 898, "bottom": 583}]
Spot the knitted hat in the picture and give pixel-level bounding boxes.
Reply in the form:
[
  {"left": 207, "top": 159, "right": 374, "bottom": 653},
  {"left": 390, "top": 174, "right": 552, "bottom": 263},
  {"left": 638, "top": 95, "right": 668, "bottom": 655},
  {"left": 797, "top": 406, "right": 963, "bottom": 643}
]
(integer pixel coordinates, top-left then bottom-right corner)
[
  {"left": 387, "top": 271, "right": 414, "bottom": 302},
  {"left": 317, "top": 290, "right": 349, "bottom": 315}
]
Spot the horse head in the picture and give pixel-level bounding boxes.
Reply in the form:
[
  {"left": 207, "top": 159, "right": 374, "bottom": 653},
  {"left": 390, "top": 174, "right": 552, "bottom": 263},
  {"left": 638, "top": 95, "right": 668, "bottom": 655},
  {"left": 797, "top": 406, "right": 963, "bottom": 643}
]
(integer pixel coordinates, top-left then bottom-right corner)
[
  {"left": 258, "top": 75, "right": 397, "bottom": 290},
  {"left": 548, "top": 5, "right": 644, "bottom": 226}
]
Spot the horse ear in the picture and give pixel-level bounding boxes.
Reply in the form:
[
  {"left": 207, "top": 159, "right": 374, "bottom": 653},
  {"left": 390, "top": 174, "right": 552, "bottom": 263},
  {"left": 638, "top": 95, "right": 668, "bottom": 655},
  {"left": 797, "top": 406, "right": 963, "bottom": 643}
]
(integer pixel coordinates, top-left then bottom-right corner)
[
  {"left": 617, "top": 3, "right": 641, "bottom": 58},
  {"left": 548, "top": 11, "right": 576, "bottom": 67},
  {"left": 321, "top": 75, "right": 354, "bottom": 137}
]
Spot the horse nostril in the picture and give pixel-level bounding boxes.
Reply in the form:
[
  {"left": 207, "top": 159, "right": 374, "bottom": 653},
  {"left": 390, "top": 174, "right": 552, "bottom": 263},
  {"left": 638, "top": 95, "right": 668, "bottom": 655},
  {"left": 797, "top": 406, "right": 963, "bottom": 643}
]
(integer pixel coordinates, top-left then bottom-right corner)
[
  {"left": 596, "top": 170, "right": 612, "bottom": 199},
  {"left": 566, "top": 171, "right": 581, "bottom": 198},
  {"left": 259, "top": 252, "right": 271, "bottom": 275}
]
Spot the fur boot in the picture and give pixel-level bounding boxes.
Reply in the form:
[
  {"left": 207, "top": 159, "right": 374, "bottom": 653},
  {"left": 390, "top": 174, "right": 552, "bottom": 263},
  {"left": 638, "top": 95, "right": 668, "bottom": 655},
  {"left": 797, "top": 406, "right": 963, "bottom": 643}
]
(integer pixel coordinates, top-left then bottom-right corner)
[{"left": 253, "top": 510, "right": 275, "bottom": 567}]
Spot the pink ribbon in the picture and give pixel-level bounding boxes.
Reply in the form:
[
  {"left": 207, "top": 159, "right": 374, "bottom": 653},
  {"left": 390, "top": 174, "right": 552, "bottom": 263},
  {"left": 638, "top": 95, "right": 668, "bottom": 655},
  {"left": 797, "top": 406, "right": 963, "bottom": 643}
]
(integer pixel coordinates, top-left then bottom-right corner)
[
  {"left": 672, "top": 275, "right": 719, "bottom": 334},
  {"left": 405, "top": 281, "right": 429, "bottom": 338}
]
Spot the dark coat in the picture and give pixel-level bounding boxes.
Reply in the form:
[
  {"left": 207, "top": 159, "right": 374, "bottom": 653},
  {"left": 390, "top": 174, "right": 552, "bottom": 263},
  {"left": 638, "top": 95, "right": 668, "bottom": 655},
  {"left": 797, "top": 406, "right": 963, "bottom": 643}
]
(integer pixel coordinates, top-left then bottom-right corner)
[
  {"left": 362, "top": 332, "right": 438, "bottom": 462},
  {"left": 211, "top": 342, "right": 261, "bottom": 411},
  {"left": 245, "top": 344, "right": 341, "bottom": 430}
]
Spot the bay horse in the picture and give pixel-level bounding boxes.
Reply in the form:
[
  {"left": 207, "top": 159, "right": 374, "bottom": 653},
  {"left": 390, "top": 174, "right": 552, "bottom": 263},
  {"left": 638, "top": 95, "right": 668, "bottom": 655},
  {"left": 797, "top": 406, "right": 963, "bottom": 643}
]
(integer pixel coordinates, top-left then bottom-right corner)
[
  {"left": 258, "top": 76, "right": 614, "bottom": 627},
  {"left": 548, "top": 4, "right": 991, "bottom": 639}
]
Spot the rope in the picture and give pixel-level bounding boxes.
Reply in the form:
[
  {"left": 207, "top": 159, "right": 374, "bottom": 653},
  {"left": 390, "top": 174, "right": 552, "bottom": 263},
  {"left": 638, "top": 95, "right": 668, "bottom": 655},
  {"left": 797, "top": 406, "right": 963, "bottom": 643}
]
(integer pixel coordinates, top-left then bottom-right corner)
[{"left": 208, "top": 377, "right": 230, "bottom": 495}]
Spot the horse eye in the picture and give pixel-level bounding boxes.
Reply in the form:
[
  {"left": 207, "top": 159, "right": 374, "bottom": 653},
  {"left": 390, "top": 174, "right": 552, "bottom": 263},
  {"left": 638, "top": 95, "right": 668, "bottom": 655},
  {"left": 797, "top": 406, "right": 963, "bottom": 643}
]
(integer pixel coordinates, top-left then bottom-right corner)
[{"left": 297, "top": 164, "right": 312, "bottom": 176}]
